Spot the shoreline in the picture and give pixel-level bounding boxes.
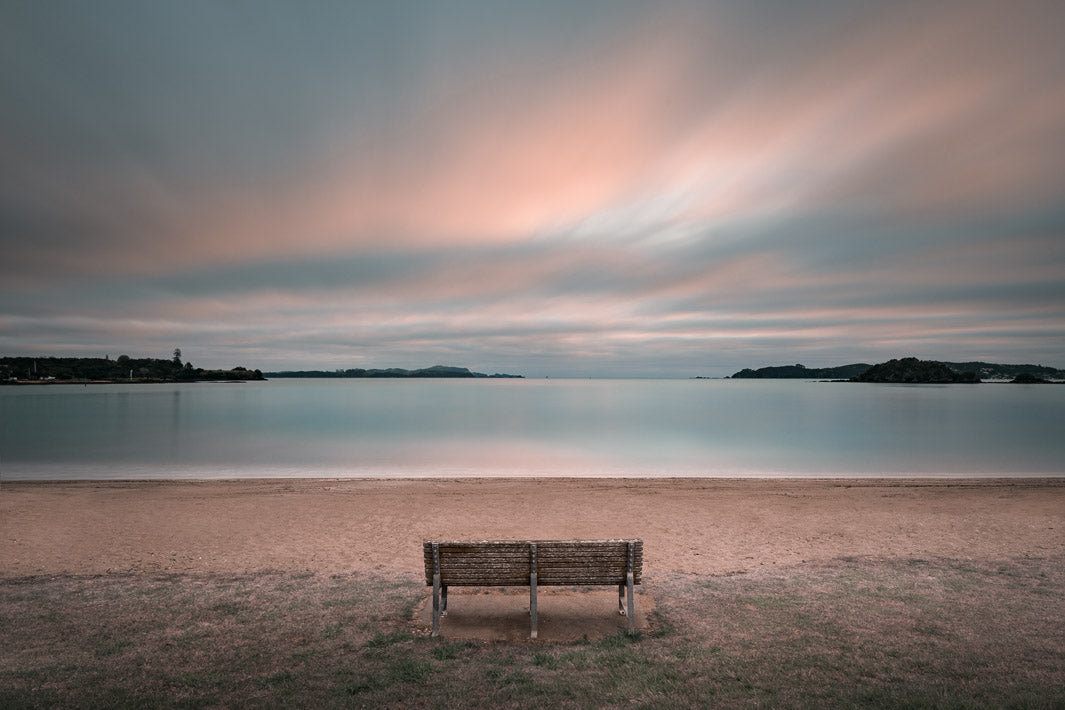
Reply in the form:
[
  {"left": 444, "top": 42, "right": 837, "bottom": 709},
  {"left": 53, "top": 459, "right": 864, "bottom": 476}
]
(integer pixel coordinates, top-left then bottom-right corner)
[
  {"left": 5, "top": 471, "right": 1064, "bottom": 482},
  {"left": 3, "top": 477, "right": 1063, "bottom": 580},
  {"left": 4, "top": 474, "right": 1064, "bottom": 484}
]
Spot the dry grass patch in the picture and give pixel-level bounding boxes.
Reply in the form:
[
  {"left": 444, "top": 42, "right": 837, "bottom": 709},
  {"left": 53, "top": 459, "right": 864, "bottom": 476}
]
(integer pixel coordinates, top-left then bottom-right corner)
[
  {"left": 2, "top": 557, "right": 1064, "bottom": 708},
  {"left": 1, "top": 571, "right": 420, "bottom": 708}
]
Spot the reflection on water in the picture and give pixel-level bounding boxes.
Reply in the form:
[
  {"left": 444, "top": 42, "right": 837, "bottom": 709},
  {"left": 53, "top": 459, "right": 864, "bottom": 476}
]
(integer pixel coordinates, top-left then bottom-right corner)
[{"left": 1, "top": 379, "right": 1062, "bottom": 479}]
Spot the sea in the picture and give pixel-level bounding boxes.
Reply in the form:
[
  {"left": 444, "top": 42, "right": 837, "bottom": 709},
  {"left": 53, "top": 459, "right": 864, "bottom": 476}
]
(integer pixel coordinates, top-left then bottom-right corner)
[{"left": 1, "top": 378, "right": 1062, "bottom": 480}]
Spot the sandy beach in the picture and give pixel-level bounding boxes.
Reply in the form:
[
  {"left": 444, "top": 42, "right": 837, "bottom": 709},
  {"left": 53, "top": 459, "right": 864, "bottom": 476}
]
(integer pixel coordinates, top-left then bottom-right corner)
[
  {"left": 3, "top": 477, "right": 1063, "bottom": 578},
  {"left": 4, "top": 477, "right": 1065, "bottom": 706}
]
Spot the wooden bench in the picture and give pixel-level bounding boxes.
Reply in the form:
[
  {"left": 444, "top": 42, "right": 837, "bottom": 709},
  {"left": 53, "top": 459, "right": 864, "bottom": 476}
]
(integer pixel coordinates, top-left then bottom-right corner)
[{"left": 423, "top": 539, "right": 643, "bottom": 638}]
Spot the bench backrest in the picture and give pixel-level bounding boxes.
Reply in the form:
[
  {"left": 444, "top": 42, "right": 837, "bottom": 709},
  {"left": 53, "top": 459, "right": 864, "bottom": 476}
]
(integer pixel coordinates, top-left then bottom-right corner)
[{"left": 423, "top": 539, "right": 643, "bottom": 587}]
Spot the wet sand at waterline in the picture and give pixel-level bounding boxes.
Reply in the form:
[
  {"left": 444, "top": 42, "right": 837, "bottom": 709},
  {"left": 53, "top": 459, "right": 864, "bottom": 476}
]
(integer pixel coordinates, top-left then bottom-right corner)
[{"left": 3, "top": 478, "right": 1063, "bottom": 579}]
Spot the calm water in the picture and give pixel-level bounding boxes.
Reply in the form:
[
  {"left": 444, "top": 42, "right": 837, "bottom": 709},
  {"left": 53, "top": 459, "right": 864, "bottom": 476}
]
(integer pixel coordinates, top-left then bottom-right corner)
[{"left": 1, "top": 378, "right": 1062, "bottom": 479}]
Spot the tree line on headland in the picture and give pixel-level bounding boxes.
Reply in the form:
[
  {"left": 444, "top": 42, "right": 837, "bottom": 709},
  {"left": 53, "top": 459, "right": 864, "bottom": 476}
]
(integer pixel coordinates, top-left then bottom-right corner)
[
  {"left": 5, "top": 354, "right": 1060, "bottom": 384},
  {"left": 1, "top": 350, "right": 263, "bottom": 383},
  {"left": 0, "top": 356, "right": 522, "bottom": 383},
  {"left": 731, "top": 357, "right": 1064, "bottom": 383}
]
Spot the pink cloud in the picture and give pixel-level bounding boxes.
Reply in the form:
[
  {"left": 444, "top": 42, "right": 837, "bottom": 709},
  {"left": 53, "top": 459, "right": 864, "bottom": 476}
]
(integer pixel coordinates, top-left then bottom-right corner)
[
  {"left": 17, "top": 1, "right": 1062, "bottom": 285},
  {"left": 675, "top": 2, "right": 1065, "bottom": 224}
]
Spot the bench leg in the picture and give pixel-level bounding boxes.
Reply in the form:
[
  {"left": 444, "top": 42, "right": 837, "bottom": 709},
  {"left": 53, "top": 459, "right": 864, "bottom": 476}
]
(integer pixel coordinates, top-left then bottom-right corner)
[
  {"left": 432, "top": 573, "right": 441, "bottom": 637},
  {"left": 431, "top": 542, "right": 442, "bottom": 637},
  {"left": 529, "top": 542, "right": 538, "bottom": 639},
  {"left": 441, "top": 584, "right": 448, "bottom": 616},
  {"left": 618, "top": 583, "right": 626, "bottom": 615},
  {"left": 626, "top": 572, "right": 635, "bottom": 635},
  {"left": 530, "top": 573, "right": 538, "bottom": 639}
]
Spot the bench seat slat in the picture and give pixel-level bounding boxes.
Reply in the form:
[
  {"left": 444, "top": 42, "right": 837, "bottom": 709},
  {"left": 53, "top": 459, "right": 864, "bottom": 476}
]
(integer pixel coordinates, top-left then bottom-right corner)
[
  {"left": 422, "top": 541, "right": 642, "bottom": 552},
  {"left": 431, "top": 569, "right": 641, "bottom": 578},
  {"left": 426, "top": 541, "right": 640, "bottom": 552},
  {"left": 431, "top": 561, "right": 639, "bottom": 569},
  {"left": 427, "top": 539, "right": 639, "bottom": 545},
  {"left": 424, "top": 551, "right": 643, "bottom": 560},
  {"left": 436, "top": 579, "right": 634, "bottom": 583},
  {"left": 433, "top": 565, "right": 639, "bottom": 576},
  {"left": 437, "top": 573, "right": 638, "bottom": 581},
  {"left": 423, "top": 555, "right": 644, "bottom": 564},
  {"left": 424, "top": 545, "right": 641, "bottom": 553}
]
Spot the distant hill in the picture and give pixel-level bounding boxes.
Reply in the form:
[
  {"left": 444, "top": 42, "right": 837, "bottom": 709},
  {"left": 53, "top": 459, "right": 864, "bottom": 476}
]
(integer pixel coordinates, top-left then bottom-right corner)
[
  {"left": 730, "top": 363, "right": 872, "bottom": 379},
  {"left": 265, "top": 365, "right": 523, "bottom": 379},
  {"left": 850, "top": 358, "right": 980, "bottom": 383},
  {"left": 731, "top": 359, "right": 1064, "bottom": 382}
]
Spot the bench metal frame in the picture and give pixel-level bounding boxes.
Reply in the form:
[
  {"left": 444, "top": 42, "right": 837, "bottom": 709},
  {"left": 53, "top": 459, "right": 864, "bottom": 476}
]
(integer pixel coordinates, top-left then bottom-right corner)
[{"left": 423, "top": 539, "right": 643, "bottom": 639}]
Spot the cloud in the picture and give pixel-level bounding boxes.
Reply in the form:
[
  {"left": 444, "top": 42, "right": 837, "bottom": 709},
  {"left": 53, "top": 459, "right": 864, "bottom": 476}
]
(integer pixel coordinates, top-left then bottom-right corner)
[{"left": 2, "top": 1, "right": 1064, "bottom": 374}]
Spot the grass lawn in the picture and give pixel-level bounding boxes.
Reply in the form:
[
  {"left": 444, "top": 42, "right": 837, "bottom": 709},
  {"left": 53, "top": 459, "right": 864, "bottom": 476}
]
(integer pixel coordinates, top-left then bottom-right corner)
[{"left": 3, "top": 556, "right": 1064, "bottom": 708}]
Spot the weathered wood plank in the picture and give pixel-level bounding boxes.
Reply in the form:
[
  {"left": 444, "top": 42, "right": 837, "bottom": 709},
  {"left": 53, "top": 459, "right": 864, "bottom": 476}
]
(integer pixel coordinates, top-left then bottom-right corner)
[
  {"left": 425, "top": 539, "right": 639, "bottom": 545},
  {"left": 425, "top": 560, "right": 644, "bottom": 570},
  {"left": 423, "top": 549, "right": 639, "bottom": 562},
  {"left": 427, "top": 558, "right": 642, "bottom": 568},
  {"left": 426, "top": 560, "right": 643, "bottom": 571},
  {"left": 425, "top": 550, "right": 643, "bottom": 559},
  {"left": 421, "top": 545, "right": 639, "bottom": 553},
  {"left": 427, "top": 566, "right": 642, "bottom": 577},
  {"left": 427, "top": 548, "right": 643, "bottom": 554},
  {"left": 432, "top": 563, "right": 639, "bottom": 571},
  {"left": 437, "top": 572, "right": 636, "bottom": 581},
  {"left": 426, "top": 557, "right": 643, "bottom": 570},
  {"left": 423, "top": 569, "right": 643, "bottom": 580},
  {"left": 438, "top": 579, "right": 635, "bottom": 586}
]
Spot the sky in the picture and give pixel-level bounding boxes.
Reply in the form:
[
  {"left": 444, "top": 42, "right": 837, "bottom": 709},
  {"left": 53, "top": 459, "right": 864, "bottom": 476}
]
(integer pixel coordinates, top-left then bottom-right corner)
[{"left": 2, "top": 1, "right": 1064, "bottom": 378}]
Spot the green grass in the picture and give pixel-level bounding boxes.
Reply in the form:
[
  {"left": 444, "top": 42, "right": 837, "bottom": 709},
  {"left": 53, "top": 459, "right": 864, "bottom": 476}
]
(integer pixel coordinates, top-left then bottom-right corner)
[{"left": 2, "top": 556, "right": 1064, "bottom": 708}]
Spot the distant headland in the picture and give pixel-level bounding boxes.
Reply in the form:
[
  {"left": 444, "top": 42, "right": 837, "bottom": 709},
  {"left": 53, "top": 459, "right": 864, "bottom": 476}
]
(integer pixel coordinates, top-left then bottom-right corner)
[
  {"left": 1, "top": 357, "right": 524, "bottom": 383},
  {"left": 730, "top": 363, "right": 873, "bottom": 380},
  {"left": 265, "top": 365, "right": 523, "bottom": 379},
  {"left": 730, "top": 357, "right": 1064, "bottom": 383},
  {"left": 1, "top": 353, "right": 263, "bottom": 384}
]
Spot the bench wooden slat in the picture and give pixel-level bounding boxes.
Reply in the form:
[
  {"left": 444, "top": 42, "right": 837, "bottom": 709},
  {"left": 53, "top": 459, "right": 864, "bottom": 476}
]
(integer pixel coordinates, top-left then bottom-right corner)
[
  {"left": 424, "top": 568, "right": 643, "bottom": 584},
  {"left": 436, "top": 569, "right": 637, "bottom": 578},
  {"left": 432, "top": 562, "right": 638, "bottom": 571},
  {"left": 424, "top": 541, "right": 642, "bottom": 553},
  {"left": 427, "top": 539, "right": 638, "bottom": 545},
  {"left": 433, "top": 565, "right": 640, "bottom": 575},
  {"left": 426, "top": 556, "right": 642, "bottom": 567},
  {"left": 426, "top": 542, "right": 640, "bottom": 553},
  {"left": 428, "top": 549, "right": 643, "bottom": 562},
  {"left": 436, "top": 578, "right": 640, "bottom": 585}
]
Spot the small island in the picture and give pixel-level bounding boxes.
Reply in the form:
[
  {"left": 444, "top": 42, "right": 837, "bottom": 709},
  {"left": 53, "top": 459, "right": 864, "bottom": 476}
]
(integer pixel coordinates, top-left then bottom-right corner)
[
  {"left": 729, "top": 358, "right": 1064, "bottom": 383},
  {"left": 1009, "top": 372, "right": 1058, "bottom": 384}
]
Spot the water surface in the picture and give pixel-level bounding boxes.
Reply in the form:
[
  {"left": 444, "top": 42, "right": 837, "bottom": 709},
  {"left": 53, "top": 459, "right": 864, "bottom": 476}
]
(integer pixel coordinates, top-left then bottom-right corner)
[{"left": 1, "top": 379, "right": 1062, "bottom": 479}]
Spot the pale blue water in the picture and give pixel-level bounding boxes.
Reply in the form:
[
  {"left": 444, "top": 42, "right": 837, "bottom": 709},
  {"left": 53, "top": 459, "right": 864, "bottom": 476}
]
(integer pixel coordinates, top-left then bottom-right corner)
[{"left": 1, "top": 379, "right": 1062, "bottom": 479}]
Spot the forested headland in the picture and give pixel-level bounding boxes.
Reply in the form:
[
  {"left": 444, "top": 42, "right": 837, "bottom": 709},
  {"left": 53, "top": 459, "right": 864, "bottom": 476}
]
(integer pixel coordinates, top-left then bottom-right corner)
[
  {"left": 730, "top": 358, "right": 1064, "bottom": 383},
  {"left": 1, "top": 351, "right": 263, "bottom": 384}
]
